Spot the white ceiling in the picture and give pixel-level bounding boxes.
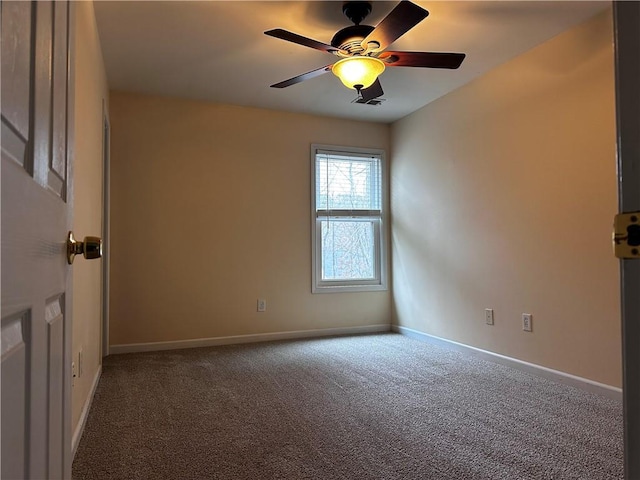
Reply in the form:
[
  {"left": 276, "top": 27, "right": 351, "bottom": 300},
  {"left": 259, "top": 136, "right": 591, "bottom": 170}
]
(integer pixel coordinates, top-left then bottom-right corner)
[{"left": 94, "top": 1, "right": 609, "bottom": 124}]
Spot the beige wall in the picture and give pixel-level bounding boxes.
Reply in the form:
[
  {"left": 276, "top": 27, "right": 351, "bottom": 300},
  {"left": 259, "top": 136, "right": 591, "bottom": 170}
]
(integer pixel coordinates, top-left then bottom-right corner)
[
  {"left": 108, "top": 93, "right": 390, "bottom": 345},
  {"left": 391, "top": 10, "right": 621, "bottom": 387},
  {"left": 72, "top": 1, "right": 108, "bottom": 432}
]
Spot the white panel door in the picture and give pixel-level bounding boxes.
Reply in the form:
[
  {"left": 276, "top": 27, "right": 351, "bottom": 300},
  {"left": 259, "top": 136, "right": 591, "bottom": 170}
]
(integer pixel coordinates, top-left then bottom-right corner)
[{"left": 1, "top": 1, "right": 74, "bottom": 479}]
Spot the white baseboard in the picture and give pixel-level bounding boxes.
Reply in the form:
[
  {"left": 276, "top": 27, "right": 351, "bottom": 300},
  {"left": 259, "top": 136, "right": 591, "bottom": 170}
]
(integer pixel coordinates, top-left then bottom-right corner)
[
  {"left": 110, "top": 324, "right": 391, "bottom": 355},
  {"left": 72, "top": 365, "right": 102, "bottom": 458},
  {"left": 392, "top": 325, "right": 622, "bottom": 401}
]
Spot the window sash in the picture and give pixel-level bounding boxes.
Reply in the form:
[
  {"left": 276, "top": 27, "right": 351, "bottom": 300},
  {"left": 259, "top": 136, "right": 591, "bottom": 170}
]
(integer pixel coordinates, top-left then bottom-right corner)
[
  {"left": 315, "top": 152, "right": 382, "bottom": 212},
  {"left": 315, "top": 217, "right": 382, "bottom": 286}
]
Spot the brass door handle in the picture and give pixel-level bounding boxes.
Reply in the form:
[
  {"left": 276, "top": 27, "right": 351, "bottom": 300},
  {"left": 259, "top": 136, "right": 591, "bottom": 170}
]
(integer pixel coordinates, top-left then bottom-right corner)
[{"left": 67, "top": 231, "right": 102, "bottom": 264}]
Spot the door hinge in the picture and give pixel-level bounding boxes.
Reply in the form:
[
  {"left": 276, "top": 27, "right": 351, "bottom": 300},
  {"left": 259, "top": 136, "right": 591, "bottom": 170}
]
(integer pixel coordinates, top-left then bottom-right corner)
[{"left": 613, "top": 212, "right": 640, "bottom": 259}]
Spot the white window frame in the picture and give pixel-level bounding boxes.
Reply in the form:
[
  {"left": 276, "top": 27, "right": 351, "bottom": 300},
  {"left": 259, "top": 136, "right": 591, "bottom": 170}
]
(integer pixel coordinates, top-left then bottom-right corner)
[{"left": 311, "top": 144, "right": 388, "bottom": 293}]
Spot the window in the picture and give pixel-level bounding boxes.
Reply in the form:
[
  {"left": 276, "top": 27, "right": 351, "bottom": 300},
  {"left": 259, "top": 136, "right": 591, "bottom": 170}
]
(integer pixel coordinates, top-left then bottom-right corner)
[{"left": 311, "top": 144, "right": 387, "bottom": 293}]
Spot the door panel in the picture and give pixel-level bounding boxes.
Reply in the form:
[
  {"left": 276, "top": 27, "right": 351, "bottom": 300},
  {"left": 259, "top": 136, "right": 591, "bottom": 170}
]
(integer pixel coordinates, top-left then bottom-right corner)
[
  {"left": 1, "top": 1, "right": 73, "bottom": 478},
  {"left": 50, "top": 0, "right": 69, "bottom": 199},
  {"left": 47, "top": 295, "right": 65, "bottom": 480},
  {"left": 0, "top": 311, "right": 30, "bottom": 479},
  {"left": 33, "top": 0, "right": 53, "bottom": 187},
  {"left": 45, "top": 295, "right": 64, "bottom": 479},
  {"left": 0, "top": 1, "right": 32, "bottom": 141}
]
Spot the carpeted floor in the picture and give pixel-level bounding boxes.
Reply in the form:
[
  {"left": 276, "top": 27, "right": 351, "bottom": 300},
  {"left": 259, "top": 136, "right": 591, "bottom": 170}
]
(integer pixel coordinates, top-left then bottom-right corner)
[{"left": 72, "top": 333, "right": 623, "bottom": 479}]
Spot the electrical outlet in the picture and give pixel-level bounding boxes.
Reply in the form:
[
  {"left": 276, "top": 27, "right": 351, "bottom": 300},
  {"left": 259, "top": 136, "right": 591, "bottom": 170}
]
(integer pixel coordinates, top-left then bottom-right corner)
[
  {"left": 485, "top": 308, "right": 494, "bottom": 325},
  {"left": 257, "top": 299, "right": 266, "bottom": 312},
  {"left": 522, "top": 313, "right": 533, "bottom": 332}
]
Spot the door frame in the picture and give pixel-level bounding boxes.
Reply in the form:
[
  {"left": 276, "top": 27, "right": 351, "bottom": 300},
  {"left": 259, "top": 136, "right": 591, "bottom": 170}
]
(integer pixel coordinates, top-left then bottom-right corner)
[
  {"left": 613, "top": 1, "right": 640, "bottom": 478},
  {"left": 40, "top": 1, "right": 640, "bottom": 476},
  {"left": 101, "top": 102, "right": 111, "bottom": 357},
  {"left": 62, "top": 2, "right": 640, "bottom": 477}
]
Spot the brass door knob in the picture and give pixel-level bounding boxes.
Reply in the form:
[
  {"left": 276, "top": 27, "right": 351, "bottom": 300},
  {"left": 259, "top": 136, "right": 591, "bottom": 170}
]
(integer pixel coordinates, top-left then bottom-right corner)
[{"left": 67, "top": 231, "right": 102, "bottom": 264}]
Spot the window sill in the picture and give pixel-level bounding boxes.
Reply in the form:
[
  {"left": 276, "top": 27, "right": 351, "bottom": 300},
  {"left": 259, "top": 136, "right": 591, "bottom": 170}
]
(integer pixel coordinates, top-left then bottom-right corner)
[{"left": 312, "top": 283, "right": 388, "bottom": 294}]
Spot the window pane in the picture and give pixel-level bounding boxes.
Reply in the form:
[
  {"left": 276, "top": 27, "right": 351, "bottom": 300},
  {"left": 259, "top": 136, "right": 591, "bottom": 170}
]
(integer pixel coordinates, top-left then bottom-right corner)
[
  {"left": 316, "top": 155, "right": 381, "bottom": 211},
  {"left": 320, "top": 220, "right": 375, "bottom": 280}
]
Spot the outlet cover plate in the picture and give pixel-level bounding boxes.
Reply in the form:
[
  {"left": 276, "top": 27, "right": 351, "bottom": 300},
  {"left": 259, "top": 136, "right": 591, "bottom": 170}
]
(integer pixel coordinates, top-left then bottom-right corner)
[
  {"left": 257, "top": 299, "right": 266, "bottom": 312},
  {"left": 485, "top": 308, "right": 494, "bottom": 325},
  {"left": 522, "top": 313, "right": 533, "bottom": 332}
]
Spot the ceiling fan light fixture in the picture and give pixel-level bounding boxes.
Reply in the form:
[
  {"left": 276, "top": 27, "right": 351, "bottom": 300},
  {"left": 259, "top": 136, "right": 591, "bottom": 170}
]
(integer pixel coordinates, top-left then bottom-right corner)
[{"left": 332, "top": 56, "right": 385, "bottom": 90}]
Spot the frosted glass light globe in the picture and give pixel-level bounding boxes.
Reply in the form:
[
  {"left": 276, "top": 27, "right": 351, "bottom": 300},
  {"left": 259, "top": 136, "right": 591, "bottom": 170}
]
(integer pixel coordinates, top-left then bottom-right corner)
[{"left": 332, "top": 56, "right": 385, "bottom": 90}]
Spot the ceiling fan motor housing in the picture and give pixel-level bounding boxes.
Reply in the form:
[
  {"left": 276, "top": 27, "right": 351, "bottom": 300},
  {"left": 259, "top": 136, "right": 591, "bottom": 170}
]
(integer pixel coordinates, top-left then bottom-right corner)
[
  {"left": 331, "top": 25, "right": 375, "bottom": 54},
  {"left": 334, "top": 2, "right": 375, "bottom": 54}
]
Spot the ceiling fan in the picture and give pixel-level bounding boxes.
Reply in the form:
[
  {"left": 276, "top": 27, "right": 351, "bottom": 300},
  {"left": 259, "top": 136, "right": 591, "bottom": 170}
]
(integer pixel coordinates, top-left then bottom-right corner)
[{"left": 265, "top": 0, "right": 466, "bottom": 103}]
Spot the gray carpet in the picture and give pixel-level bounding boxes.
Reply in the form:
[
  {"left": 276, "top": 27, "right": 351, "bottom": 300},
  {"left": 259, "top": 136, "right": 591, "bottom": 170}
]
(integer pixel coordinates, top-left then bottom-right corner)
[{"left": 72, "top": 333, "right": 623, "bottom": 479}]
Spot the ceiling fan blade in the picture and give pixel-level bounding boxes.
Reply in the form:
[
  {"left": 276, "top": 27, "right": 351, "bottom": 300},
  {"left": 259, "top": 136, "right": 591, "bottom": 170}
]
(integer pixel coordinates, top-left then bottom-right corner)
[
  {"left": 380, "top": 51, "right": 466, "bottom": 69},
  {"left": 361, "top": 78, "right": 384, "bottom": 102},
  {"left": 361, "top": 1, "right": 429, "bottom": 52},
  {"left": 265, "top": 29, "right": 344, "bottom": 55},
  {"left": 270, "top": 65, "right": 333, "bottom": 88}
]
